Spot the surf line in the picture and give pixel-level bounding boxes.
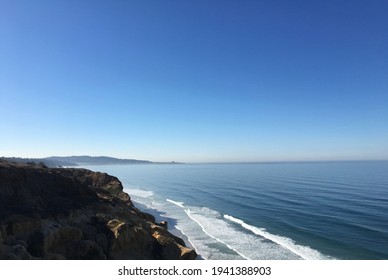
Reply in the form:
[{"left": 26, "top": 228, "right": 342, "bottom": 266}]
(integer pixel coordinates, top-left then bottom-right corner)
[
  {"left": 166, "top": 199, "right": 185, "bottom": 208},
  {"left": 184, "top": 209, "right": 250, "bottom": 260},
  {"left": 165, "top": 199, "right": 204, "bottom": 257},
  {"left": 224, "top": 214, "right": 325, "bottom": 260},
  {"left": 174, "top": 224, "right": 202, "bottom": 258}
]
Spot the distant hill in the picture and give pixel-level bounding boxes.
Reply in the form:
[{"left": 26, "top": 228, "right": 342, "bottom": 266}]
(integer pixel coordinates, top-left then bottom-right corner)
[
  {"left": 2, "top": 156, "right": 180, "bottom": 167},
  {"left": 2, "top": 157, "right": 76, "bottom": 167},
  {"left": 46, "top": 156, "right": 152, "bottom": 165}
]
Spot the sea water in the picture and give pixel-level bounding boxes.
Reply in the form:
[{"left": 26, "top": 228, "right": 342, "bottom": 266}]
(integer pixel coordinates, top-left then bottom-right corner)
[{"left": 78, "top": 161, "right": 388, "bottom": 260}]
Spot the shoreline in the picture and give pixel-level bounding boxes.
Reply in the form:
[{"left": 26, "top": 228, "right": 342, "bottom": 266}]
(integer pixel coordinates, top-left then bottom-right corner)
[
  {"left": 0, "top": 159, "right": 197, "bottom": 260},
  {"left": 131, "top": 200, "right": 204, "bottom": 260}
]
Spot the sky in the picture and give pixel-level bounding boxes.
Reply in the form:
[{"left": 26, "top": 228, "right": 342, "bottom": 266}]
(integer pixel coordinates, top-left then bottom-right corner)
[{"left": 1, "top": 0, "right": 387, "bottom": 162}]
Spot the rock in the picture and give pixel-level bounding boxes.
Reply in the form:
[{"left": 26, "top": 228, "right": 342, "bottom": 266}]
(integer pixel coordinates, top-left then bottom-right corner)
[
  {"left": 43, "top": 226, "right": 83, "bottom": 256},
  {"left": 66, "top": 240, "right": 106, "bottom": 260},
  {"left": 95, "top": 232, "right": 109, "bottom": 252},
  {"left": 107, "top": 220, "right": 155, "bottom": 259},
  {"left": 159, "top": 221, "right": 168, "bottom": 229},
  {"left": 152, "top": 230, "right": 197, "bottom": 260},
  {"left": 180, "top": 245, "right": 198, "bottom": 260},
  {"left": 0, "top": 244, "right": 36, "bottom": 260},
  {"left": 0, "top": 160, "right": 196, "bottom": 260}
]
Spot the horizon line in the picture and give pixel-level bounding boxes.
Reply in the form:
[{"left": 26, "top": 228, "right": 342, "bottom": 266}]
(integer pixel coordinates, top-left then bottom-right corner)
[{"left": 2, "top": 155, "right": 388, "bottom": 165}]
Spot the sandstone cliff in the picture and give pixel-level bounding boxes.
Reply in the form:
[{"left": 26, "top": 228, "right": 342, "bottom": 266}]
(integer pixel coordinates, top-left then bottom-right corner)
[{"left": 0, "top": 159, "right": 196, "bottom": 260}]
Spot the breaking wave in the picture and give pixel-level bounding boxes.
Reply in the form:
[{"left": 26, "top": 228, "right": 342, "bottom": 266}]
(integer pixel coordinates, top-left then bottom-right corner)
[{"left": 224, "top": 214, "right": 330, "bottom": 260}]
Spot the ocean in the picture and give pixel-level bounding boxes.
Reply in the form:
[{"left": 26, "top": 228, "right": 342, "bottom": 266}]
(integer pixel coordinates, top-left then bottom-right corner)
[{"left": 79, "top": 161, "right": 388, "bottom": 260}]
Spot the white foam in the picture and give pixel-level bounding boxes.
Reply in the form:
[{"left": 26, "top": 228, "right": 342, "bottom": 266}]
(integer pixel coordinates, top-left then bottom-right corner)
[
  {"left": 166, "top": 199, "right": 185, "bottom": 208},
  {"left": 184, "top": 207, "right": 300, "bottom": 260},
  {"left": 224, "top": 214, "right": 330, "bottom": 260},
  {"left": 185, "top": 209, "right": 250, "bottom": 260},
  {"left": 174, "top": 224, "right": 200, "bottom": 256},
  {"left": 127, "top": 193, "right": 319, "bottom": 260},
  {"left": 125, "top": 187, "right": 154, "bottom": 198}
]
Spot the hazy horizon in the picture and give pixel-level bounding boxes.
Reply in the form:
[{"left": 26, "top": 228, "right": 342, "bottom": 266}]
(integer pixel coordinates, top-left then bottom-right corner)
[
  {"left": 1, "top": 1, "right": 387, "bottom": 163},
  {"left": 2, "top": 154, "right": 388, "bottom": 165}
]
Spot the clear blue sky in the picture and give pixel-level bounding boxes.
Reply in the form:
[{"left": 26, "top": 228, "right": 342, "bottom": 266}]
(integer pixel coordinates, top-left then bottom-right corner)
[{"left": 1, "top": 0, "right": 387, "bottom": 162}]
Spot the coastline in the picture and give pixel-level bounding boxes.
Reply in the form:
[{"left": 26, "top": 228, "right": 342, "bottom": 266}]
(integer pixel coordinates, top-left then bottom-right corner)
[
  {"left": 0, "top": 159, "right": 197, "bottom": 260},
  {"left": 131, "top": 200, "right": 204, "bottom": 260},
  {"left": 87, "top": 162, "right": 388, "bottom": 260}
]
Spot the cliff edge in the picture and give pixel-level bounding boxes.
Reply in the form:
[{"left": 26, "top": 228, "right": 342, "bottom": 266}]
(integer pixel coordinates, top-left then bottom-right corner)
[{"left": 0, "top": 159, "right": 196, "bottom": 260}]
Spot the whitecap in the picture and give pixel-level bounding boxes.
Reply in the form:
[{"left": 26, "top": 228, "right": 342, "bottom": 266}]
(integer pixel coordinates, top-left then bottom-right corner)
[
  {"left": 128, "top": 193, "right": 324, "bottom": 260},
  {"left": 166, "top": 199, "right": 185, "bottom": 208},
  {"left": 184, "top": 207, "right": 301, "bottom": 260},
  {"left": 185, "top": 208, "right": 250, "bottom": 260},
  {"left": 224, "top": 214, "right": 331, "bottom": 260}
]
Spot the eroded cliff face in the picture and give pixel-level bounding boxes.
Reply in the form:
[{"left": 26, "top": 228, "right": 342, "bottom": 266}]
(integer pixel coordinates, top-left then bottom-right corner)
[{"left": 0, "top": 160, "right": 196, "bottom": 260}]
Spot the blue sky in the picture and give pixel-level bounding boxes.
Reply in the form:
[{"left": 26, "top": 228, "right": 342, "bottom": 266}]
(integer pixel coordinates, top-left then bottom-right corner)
[{"left": 1, "top": 0, "right": 387, "bottom": 162}]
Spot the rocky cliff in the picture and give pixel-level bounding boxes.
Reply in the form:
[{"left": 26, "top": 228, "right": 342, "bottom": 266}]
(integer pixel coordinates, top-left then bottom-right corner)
[{"left": 0, "top": 159, "right": 196, "bottom": 260}]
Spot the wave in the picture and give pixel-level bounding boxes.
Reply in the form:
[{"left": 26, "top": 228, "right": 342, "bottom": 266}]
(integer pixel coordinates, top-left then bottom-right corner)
[
  {"left": 139, "top": 195, "right": 327, "bottom": 259},
  {"left": 224, "top": 214, "right": 330, "bottom": 260},
  {"left": 182, "top": 207, "right": 302, "bottom": 260},
  {"left": 173, "top": 224, "right": 201, "bottom": 257},
  {"left": 166, "top": 199, "right": 185, "bottom": 208},
  {"left": 184, "top": 209, "right": 250, "bottom": 260},
  {"left": 125, "top": 187, "right": 154, "bottom": 198}
]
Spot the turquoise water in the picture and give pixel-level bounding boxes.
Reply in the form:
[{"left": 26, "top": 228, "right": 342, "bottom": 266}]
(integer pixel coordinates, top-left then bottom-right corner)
[{"left": 80, "top": 161, "right": 388, "bottom": 260}]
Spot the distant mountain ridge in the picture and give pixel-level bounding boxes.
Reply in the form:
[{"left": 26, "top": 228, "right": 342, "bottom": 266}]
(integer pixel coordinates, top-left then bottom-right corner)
[
  {"left": 47, "top": 156, "right": 152, "bottom": 165},
  {"left": 2, "top": 156, "right": 180, "bottom": 167}
]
